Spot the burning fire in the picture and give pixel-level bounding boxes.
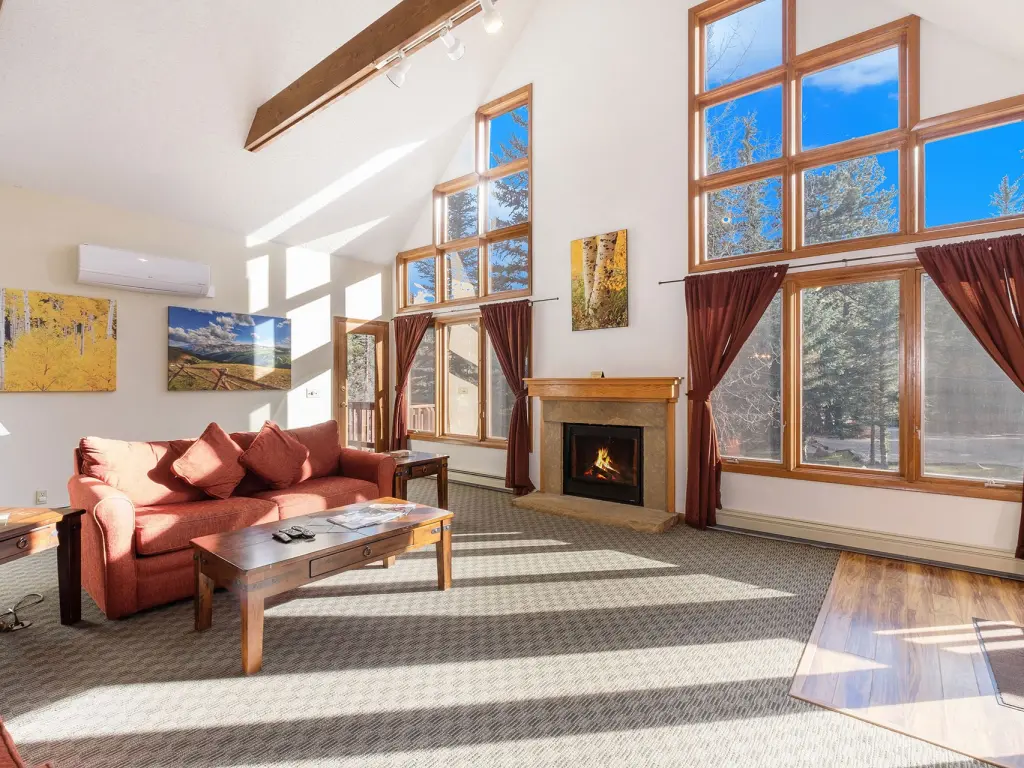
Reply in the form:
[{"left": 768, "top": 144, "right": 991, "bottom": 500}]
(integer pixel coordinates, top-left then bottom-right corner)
[
  {"left": 593, "top": 447, "right": 614, "bottom": 474},
  {"left": 584, "top": 446, "right": 623, "bottom": 482}
]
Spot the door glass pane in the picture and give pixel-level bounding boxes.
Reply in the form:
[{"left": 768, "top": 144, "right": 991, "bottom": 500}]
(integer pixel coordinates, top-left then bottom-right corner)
[
  {"left": 801, "top": 48, "right": 900, "bottom": 150},
  {"left": 489, "top": 105, "right": 529, "bottom": 168},
  {"left": 487, "top": 171, "right": 529, "bottom": 231},
  {"left": 704, "top": 85, "right": 783, "bottom": 174},
  {"left": 922, "top": 276, "right": 1024, "bottom": 481},
  {"left": 706, "top": 176, "right": 782, "bottom": 260},
  {"left": 346, "top": 332, "right": 377, "bottom": 450},
  {"left": 408, "top": 326, "right": 436, "bottom": 434},
  {"left": 803, "top": 150, "right": 900, "bottom": 246},
  {"left": 705, "top": 0, "right": 782, "bottom": 91},
  {"left": 444, "top": 187, "right": 479, "bottom": 241},
  {"left": 487, "top": 341, "right": 515, "bottom": 440},
  {"left": 801, "top": 279, "right": 900, "bottom": 471},
  {"left": 445, "top": 248, "right": 480, "bottom": 300},
  {"left": 446, "top": 322, "right": 480, "bottom": 436},
  {"left": 712, "top": 291, "right": 783, "bottom": 461}
]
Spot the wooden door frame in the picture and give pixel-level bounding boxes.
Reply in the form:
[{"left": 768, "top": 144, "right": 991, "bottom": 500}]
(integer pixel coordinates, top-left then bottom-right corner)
[{"left": 332, "top": 317, "right": 391, "bottom": 452}]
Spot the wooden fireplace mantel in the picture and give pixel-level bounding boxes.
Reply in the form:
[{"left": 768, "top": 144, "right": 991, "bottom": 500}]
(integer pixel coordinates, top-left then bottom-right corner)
[{"left": 524, "top": 377, "right": 683, "bottom": 403}]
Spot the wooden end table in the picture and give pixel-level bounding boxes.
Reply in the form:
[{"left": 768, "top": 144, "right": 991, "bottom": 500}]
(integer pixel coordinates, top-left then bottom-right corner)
[
  {"left": 0, "top": 507, "right": 84, "bottom": 625},
  {"left": 392, "top": 451, "right": 449, "bottom": 509},
  {"left": 191, "top": 497, "right": 453, "bottom": 675}
]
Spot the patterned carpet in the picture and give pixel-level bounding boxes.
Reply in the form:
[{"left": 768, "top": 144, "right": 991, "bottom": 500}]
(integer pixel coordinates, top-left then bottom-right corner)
[{"left": 1, "top": 481, "right": 982, "bottom": 767}]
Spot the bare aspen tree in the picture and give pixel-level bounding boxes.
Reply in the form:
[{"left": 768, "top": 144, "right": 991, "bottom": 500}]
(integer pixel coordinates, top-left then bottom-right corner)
[
  {"left": 581, "top": 237, "right": 598, "bottom": 312},
  {"left": 0, "top": 290, "right": 5, "bottom": 390},
  {"left": 107, "top": 301, "right": 115, "bottom": 338},
  {"left": 589, "top": 232, "right": 619, "bottom": 316},
  {"left": 22, "top": 290, "right": 30, "bottom": 334}
]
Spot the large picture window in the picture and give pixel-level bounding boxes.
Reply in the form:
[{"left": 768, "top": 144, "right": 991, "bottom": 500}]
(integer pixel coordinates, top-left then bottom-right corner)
[
  {"left": 397, "top": 86, "right": 532, "bottom": 312},
  {"left": 712, "top": 262, "right": 1024, "bottom": 501}
]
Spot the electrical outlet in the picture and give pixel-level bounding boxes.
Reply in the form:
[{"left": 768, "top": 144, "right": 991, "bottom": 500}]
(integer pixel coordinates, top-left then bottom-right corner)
[
  {"left": 35, "top": 490, "right": 47, "bottom": 506},
  {"left": 305, "top": 387, "right": 321, "bottom": 399}
]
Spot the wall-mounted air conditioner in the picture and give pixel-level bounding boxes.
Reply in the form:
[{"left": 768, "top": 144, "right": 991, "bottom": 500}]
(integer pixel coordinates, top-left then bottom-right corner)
[{"left": 77, "top": 244, "right": 215, "bottom": 298}]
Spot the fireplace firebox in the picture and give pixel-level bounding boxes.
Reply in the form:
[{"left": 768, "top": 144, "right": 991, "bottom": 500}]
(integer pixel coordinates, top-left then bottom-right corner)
[{"left": 562, "top": 423, "right": 643, "bottom": 506}]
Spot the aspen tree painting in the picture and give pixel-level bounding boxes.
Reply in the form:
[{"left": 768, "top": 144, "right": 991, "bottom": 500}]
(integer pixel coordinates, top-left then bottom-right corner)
[
  {"left": 570, "top": 230, "right": 628, "bottom": 331},
  {"left": 0, "top": 289, "right": 117, "bottom": 392}
]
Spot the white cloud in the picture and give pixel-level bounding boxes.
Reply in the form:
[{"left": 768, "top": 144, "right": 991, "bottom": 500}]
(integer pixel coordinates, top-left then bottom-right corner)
[{"left": 805, "top": 48, "right": 898, "bottom": 94}]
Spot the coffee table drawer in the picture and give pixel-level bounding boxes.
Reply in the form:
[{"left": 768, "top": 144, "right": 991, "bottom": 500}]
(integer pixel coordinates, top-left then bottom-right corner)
[
  {"left": 0, "top": 526, "right": 57, "bottom": 562},
  {"left": 310, "top": 530, "right": 416, "bottom": 578}
]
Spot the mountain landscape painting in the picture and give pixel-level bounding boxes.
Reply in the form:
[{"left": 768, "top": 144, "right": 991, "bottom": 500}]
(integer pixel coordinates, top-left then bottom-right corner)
[{"left": 167, "top": 307, "right": 291, "bottom": 391}]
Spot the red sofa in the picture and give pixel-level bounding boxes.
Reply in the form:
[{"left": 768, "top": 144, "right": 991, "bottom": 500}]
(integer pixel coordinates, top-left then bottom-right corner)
[
  {"left": 67, "top": 420, "right": 395, "bottom": 619},
  {"left": 1, "top": 717, "right": 50, "bottom": 768}
]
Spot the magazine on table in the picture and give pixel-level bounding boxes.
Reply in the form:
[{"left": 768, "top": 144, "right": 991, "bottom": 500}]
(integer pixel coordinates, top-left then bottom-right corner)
[{"left": 328, "top": 503, "right": 416, "bottom": 530}]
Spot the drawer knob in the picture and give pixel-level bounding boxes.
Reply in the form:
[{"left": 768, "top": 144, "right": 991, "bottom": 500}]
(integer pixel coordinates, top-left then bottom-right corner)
[
  {"left": 363, "top": 546, "right": 372, "bottom": 557},
  {"left": 16, "top": 536, "right": 28, "bottom": 550}
]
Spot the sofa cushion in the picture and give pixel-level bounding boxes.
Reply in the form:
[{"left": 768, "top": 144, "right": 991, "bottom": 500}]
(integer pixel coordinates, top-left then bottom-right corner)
[
  {"left": 288, "top": 420, "right": 343, "bottom": 482},
  {"left": 0, "top": 717, "right": 25, "bottom": 768},
  {"left": 134, "top": 496, "right": 279, "bottom": 556},
  {"left": 239, "top": 421, "right": 309, "bottom": 490},
  {"left": 252, "top": 475, "right": 380, "bottom": 519},
  {"left": 80, "top": 436, "right": 205, "bottom": 507},
  {"left": 229, "top": 431, "right": 271, "bottom": 496},
  {"left": 171, "top": 423, "right": 245, "bottom": 499}
]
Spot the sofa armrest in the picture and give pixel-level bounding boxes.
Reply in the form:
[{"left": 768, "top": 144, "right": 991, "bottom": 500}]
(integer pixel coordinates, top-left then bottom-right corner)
[
  {"left": 338, "top": 449, "right": 395, "bottom": 497},
  {"left": 67, "top": 474, "right": 138, "bottom": 619}
]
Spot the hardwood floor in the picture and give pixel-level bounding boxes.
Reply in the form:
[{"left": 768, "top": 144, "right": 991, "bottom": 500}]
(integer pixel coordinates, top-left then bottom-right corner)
[{"left": 792, "top": 552, "right": 1024, "bottom": 767}]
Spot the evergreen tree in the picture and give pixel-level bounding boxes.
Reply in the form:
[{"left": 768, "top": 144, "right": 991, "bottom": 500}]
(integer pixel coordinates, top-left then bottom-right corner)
[{"left": 488, "top": 107, "right": 530, "bottom": 292}]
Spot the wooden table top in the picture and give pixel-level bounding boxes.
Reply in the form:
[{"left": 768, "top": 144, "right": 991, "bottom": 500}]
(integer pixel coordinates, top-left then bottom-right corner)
[
  {"left": 0, "top": 507, "right": 80, "bottom": 537},
  {"left": 390, "top": 451, "right": 448, "bottom": 467},
  {"left": 191, "top": 497, "right": 453, "bottom": 573}
]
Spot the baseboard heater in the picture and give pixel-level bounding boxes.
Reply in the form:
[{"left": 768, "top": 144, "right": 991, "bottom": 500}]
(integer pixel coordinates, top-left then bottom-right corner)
[{"left": 448, "top": 468, "right": 512, "bottom": 493}]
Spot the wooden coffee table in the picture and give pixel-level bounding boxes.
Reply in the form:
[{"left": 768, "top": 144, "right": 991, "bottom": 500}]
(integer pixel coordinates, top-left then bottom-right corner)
[
  {"left": 191, "top": 497, "right": 453, "bottom": 675},
  {"left": 0, "top": 507, "right": 84, "bottom": 625}
]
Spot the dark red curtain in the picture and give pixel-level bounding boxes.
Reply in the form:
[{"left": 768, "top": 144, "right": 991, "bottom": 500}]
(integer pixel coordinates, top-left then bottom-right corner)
[
  {"left": 685, "top": 264, "right": 788, "bottom": 529},
  {"left": 917, "top": 235, "right": 1024, "bottom": 559},
  {"left": 391, "top": 313, "right": 432, "bottom": 451},
  {"left": 480, "top": 300, "right": 535, "bottom": 496}
]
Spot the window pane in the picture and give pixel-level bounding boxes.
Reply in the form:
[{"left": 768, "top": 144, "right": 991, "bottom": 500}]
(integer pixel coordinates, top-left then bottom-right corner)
[
  {"left": 445, "top": 248, "right": 479, "bottom": 300},
  {"left": 712, "top": 291, "right": 783, "bottom": 461},
  {"left": 408, "top": 326, "right": 436, "bottom": 434},
  {"left": 705, "top": 85, "right": 783, "bottom": 174},
  {"left": 446, "top": 322, "right": 480, "bottom": 436},
  {"left": 801, "top": 280, "right": 900, "bottom": 471},
  {"left": 444, "top": 187, "right": 479, "bottom": 241},
  {"left": 803, "top": 150, "right": 899, "bottom": 246},
  {"left": 706, "top": 176, "right": 782, "bottom": 260},
  {"left": 922, "top": 276, "right": 1024, "bottom": 481},
  {"left": 489, "top": 105, "right": 529, "bottom": 169},
  {"left": 801, "top": 48, "right": 899, "bottom": 150},
  {"left": 487, "top": 341, "right": 515, "bottom": 440},
  {"left": 489, "top": 237, "right": 529, "bottom": 294},
  {"left": 924, "top": 120, "right": 1024, "bottom": 228},
  {"left": 487, "top": 171, "right": 529, "bottom": 231},
  {"left": 705, "top": 0, "right": 782, "bottom": 91},
  {"left": 406, "top": 257, "right": 436, "bottom": 305}
]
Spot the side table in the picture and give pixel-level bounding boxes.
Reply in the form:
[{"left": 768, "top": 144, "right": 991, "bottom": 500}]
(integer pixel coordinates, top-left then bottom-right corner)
[
  {"left": 0, "top": 507, "right": 85, "bottom": 625},
  {"left": 391, "top": 452, "right": 449, "bottom": 510}
]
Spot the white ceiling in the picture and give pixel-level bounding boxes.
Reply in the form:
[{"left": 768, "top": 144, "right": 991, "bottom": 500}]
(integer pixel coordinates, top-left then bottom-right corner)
[{"left": 0, "top": 0, "right": 538, "bottom": 263}]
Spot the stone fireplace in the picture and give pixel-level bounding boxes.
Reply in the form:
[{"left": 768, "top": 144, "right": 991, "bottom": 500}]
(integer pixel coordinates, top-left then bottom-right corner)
[{"left": 513, "top": 377, "right": 682, "bottom": 533}]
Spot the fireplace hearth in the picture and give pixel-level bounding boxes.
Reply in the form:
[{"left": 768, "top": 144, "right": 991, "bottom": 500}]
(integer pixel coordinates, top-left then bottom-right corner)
[{"left": 563, "top": 422, "right": 643, "bottom": 506}]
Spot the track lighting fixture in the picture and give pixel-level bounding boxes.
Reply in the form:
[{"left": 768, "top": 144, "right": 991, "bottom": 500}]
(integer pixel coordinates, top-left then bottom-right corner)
[
  {"left": 387, "top": 53, "right": 411, "bottom": 88},
  {"left": 440, "top": 24, "right": 466, "bottom": 61},
  {"left": 479, "top": 0, "right": 504, "bottom": 34}
]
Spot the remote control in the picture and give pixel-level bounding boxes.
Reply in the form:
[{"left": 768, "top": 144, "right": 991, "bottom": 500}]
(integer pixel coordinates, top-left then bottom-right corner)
[{"left": 273, "top": 531, "right": 293, "bottom": 543}]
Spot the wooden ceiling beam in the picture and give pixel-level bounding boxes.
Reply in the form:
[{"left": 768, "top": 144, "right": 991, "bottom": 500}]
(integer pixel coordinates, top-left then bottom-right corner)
[{"left": 245, "top": 0, "right": 480, "bottom": 152}]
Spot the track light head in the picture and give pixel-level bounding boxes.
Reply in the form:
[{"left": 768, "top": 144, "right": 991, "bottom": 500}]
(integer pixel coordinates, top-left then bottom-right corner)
[
  {"left": 479, "top": 0, "right": 504, "bottom": 34},
  {"left": 387, "top": 54, "right": 411, "bottom": 88},
  {"left": 440, "top": 25, "right": 465, "bottom": 61}
]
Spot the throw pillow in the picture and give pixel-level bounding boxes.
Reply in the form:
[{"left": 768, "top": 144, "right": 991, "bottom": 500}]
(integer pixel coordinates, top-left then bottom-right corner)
[
  {"left": 239, "top": 421, "right": 310, "bottom": 490},
  {"left": 171, "top": 423, "right": 245, "bottom": 499}
]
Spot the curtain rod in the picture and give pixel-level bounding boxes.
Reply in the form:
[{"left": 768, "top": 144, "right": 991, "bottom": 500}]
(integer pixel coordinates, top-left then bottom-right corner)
[
  {"left": 401, "top": 296, "right": 558, "bottom": 318},
  {"left": 657, "top": 250, "right": 920, "bottom": 285}
]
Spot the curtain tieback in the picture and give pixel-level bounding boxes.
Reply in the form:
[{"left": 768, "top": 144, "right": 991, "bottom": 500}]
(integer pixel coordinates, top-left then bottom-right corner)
[
  {"left": 514, "top": 388, "right": 529, "bottom": 401},
  {"left": 686, "top": 390, "right": 711, "bottom": 402}
]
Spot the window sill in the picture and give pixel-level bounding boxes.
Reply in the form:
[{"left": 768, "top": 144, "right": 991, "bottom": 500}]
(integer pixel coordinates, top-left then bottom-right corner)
[
  {"left": 721, "top": 460, "right": 1023, "bottom": 503},
  {"left": 408, "top": 432, "right": 510, "bottom": 451}
]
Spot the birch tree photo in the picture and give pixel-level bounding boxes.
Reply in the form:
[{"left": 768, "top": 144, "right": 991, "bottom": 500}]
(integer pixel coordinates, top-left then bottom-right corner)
[{"left": 571, "top": 229, "right": 628, "bottom": 331}]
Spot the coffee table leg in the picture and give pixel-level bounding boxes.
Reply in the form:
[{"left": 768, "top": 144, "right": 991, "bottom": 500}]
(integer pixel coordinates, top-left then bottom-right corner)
[
  {"left": 56, "top": 513, "right": 82, "bottom": 625},
  {"left": 435, "top": 524, "right": 452, "bottom": 591},
  {"left": 194, "top": 555, "right": 213, "bottom": 632},
  {"left": 241, "top": 594, "right": 265, "bottom": 675},
  {"left": 437, "top": 459, "right": 448, "bottom": 509},
  {"left": 382, "top": 556, "right": 396, "bottom": 568}
]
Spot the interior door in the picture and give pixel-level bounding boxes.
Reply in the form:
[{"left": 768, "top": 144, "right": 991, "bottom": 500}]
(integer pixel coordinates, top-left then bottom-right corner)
[{"left": 333, "top": 317, "right": 390, "bottom": 452}]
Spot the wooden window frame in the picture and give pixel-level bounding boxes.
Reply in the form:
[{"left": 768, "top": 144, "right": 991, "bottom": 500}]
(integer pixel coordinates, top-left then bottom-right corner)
[
  {"left": 406, "top": 309, "right": 530, "bottom": 450},
  {"left": 396, "top": 85, "right": 533, "bottom": 313},
  {"left": 719, "top": 261, "right": 1023, "bottom": 503}
]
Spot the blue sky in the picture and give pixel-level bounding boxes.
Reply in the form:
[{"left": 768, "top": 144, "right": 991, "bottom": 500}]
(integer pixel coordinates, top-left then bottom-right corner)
[
  {"left": 168, "top": 307, "right": 290, "bottom": 352},
  {"left": 706, "top": 0, "right": 1024, "bottom": 231},
  {"left": 489, "top": 105, "right": 528, "bottom": 168}
]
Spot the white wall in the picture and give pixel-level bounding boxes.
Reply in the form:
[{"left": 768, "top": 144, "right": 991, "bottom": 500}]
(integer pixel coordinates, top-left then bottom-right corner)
[
  {"left": 399, "top": 0, "right": 1024, "bottom": 554},
  {"left": 0, "top": 184, "right": 390, "bottom": 507}
]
